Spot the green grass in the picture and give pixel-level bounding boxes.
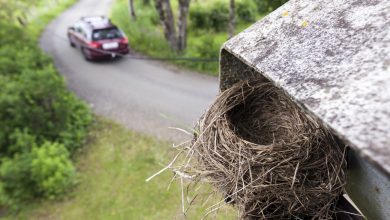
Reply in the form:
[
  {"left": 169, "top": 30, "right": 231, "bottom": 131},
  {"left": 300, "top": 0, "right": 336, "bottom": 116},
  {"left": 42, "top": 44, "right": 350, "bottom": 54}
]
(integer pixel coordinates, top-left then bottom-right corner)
[
  {"left": 110, "top": 0, "right": 259, "bottom": 76},
  {"left": 2, "top": 118, "right": 236, "bottom": 219}
]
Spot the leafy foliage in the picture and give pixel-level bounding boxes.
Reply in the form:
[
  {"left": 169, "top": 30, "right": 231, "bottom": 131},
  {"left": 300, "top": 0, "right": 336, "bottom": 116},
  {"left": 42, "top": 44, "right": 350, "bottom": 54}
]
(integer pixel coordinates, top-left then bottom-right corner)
[
  {"left": 253, "top": 0, "right": 289, "bottom": 14},
  {"left": 0, "top": 142, "right": 76, "bottom": 209},
  {"left": 30, "top": 142, "right": 76, "bottom": 199},
  {"left": 0, "top": 152, "right": 34, "bottom": 209},
  {"left": 0, "top": 23, "right": 50, "bottom": 76},
  {"left": 0, "top": 67, "right": 91, "bottom": 154},
  {"left": 236, "top": 0, "right": 257, "bottom": 22},
  {"left": 0, "top": 9, "right": 91, "bottom": 210},
  {"left": 182, "top": 35, "right": 221, "bottom": 72},
  {"left": 189, "top": 1, "right": 229, "bottom": 31}
]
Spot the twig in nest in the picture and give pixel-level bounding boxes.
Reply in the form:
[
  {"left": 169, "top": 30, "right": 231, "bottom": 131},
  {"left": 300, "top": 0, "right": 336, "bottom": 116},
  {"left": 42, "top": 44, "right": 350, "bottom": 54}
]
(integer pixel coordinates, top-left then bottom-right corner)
[{"left": 173, "top": 79, "right": 347, "bottom": 219}]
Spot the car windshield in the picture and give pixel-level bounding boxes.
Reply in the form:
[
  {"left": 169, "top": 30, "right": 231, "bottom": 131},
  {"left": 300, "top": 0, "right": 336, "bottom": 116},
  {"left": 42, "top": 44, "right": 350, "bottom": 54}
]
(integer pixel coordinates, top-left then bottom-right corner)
[{"left": 92, "top": 28, "right": 122, "bottom": 40}]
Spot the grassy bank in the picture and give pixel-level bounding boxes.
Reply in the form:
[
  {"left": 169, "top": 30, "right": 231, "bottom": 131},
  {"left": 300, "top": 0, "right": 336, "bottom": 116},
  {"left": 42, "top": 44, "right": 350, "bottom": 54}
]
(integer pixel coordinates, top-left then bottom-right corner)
[
  {"left": 0, "top": 0, "right": 90, "bottom": 213},
  {"left": 3, "top": 118, "right": 235, "bottom": 219},
  {"left": 110, "top": 0, "right": 264, "bottom": 75}
]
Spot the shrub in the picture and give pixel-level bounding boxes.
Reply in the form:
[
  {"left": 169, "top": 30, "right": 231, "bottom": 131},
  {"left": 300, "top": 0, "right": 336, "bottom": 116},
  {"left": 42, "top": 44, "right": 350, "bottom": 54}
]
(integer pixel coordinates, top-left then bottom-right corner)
[
  {"left": 0, "top": 22, "right": 49, "bottom": 76},
  {"left": 8, "top": 129, "right": 37, "bottom": 155},
  {"left": 0, "top": 8, "right": 91, "bottom": 210},
  {"left": 0, "top": 152, "right": 35, "bottom": 209},
  {"left": 236, "top": 0, "right": 257, "bottom": 22},
  {"left": 267, "top": 0, "right": 289, "bottom": 10},
  {"left": 0, "top": 142, "right": 75, "bottom": 208},
  {"left": 190, "top": 1, "right": 229, "bottom": 32},
  {"left": 189, "top": 4, "right": 209, "bottom": 30},
  {"left": 252, "top": 0, "right": 289, "bottom": 14},
  {"left": 180, "top": 35, "right": 221, "bottom": 73},
  {"left": 252, "top": 0, "right": 270, "bottom": 14},
  {"left": 209, "top": 1, "right": 230, "bottom": 32},
  {"left": 0, "top": 44, "right": 49, "bottom": 76},
  {"left": 30, "top": 142, "right": 76, "bottom": 199},
  {"left": 0, "top": 67, "right": 91, "bottom": 154},
  {"left": 194, "top": 36, "right": 219, "bottom": 59},
  {"left": 190, "top": 0, "right": 259, "bottom": 31}
]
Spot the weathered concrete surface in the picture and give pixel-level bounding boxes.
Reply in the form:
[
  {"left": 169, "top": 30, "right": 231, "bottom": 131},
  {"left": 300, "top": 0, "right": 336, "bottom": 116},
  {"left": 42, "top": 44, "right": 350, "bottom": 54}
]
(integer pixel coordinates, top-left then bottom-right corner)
[{"left": 221, "top": 0, "right": 390, "bottom": 176}]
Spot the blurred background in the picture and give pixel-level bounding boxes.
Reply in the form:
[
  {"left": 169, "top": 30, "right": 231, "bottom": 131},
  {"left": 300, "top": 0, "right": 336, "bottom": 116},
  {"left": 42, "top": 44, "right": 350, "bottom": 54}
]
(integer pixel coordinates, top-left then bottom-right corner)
[{"left": 0, "top": 0, "right": 287, "bottom": 219}]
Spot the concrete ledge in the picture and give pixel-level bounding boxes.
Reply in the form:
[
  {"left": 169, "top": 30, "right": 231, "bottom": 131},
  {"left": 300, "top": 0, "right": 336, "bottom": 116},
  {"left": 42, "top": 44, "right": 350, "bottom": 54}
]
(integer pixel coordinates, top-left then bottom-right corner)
[
  {"left": 221, "top": 0, "right": 390, "bottom": 176},
  {"left": 220, "top": 0, "right": 390, "bottom": 218}
]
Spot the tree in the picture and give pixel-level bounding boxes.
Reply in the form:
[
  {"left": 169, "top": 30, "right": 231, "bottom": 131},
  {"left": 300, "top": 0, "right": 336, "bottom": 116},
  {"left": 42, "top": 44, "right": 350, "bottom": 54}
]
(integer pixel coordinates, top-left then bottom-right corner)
[
  {"left": 228, "top": 0, "right": 235, "bottom": 39},
  {"left": 177, "top": 0, "right": 190, "bottom": 51},
  {"left": 128, "top": 0, "right": 136, "bottom": 21},
  {"left": 155, "top": 0, "right": 191, "bottom": 52},
  {"left": 155, "top": 0, "right": 177, "bottom": 50}
]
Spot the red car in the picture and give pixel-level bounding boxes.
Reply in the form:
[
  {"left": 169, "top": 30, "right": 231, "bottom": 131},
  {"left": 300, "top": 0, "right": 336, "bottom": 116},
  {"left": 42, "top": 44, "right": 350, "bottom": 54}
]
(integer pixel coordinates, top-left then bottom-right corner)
[{"left": 67, "top": 16, "right": 129, "bottom": 61}]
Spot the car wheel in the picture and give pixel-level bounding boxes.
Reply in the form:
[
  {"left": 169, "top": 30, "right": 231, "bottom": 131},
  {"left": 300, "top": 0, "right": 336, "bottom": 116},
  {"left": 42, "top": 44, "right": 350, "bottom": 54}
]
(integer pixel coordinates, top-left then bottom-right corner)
[
  {"left": 81, "top": 47, "right": 91, "bottom": 61},
  {"left": 68, "top": 35, "right": 76, "bottom": 47}
]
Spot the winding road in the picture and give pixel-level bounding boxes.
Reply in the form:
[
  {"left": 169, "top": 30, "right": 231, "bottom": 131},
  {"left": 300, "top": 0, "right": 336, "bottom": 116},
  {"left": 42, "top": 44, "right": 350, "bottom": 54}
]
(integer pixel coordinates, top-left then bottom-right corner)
[{"left": 40, "top": 0, "right": 219, "bottom": 141}]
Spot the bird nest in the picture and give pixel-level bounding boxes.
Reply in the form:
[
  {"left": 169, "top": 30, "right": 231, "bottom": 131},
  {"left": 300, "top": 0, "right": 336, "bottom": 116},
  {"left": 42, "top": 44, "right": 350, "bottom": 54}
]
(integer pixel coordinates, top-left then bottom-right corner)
[{"left": 179, "top": 79, "right": 347, "bottom": 219}]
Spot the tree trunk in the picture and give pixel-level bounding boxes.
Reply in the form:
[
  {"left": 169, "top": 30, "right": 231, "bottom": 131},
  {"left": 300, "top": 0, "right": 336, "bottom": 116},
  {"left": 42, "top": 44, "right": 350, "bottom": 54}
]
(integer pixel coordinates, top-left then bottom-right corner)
[
  {"left": 129, "top": 0, "right": 136, "bottom": 20},
  {"left": 228, "top": 0, "right": 235, "bottom": 39},
  {"left": 177, "top": 0, "right": 190, "bottom": 52},
  {"left": 155, "top": 0, "right": 178, "bottom": 51}
]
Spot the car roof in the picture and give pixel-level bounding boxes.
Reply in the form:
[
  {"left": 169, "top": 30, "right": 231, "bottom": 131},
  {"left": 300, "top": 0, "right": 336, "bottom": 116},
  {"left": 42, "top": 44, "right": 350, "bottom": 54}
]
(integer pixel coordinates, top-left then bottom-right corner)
[{"left": 80, "top": 16, "right": 115, "bottom": 30}]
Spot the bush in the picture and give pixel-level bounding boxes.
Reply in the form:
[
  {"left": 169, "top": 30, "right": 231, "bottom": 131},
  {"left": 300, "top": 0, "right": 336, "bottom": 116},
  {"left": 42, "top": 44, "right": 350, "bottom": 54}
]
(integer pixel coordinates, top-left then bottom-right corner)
[
  {"left": 0, "top": 142, "right": 75, "bottom": 208},
  {"left": 0, "top": 67, "right": 91, "bottom": 154},
  {"left": 8, "top": 129, "right": 37, "bottom": 155},
  {"left": 194, "top": 36, "right": 219, "bottom": 72},
  {"left": 0, "top": 22, "right": 50, "bottom": 76},
  {"left": 253, "top": 0, "right": 289, "bottom": 14},
  {"left": 30, "top": 142, "right": 76, "bottom": 199},
  {"left": 0, "top": 8, "right": 91, "bottom": 210},
  {"left": 267, "top": 0, "right": 289, "bottom": 10},
  {"left": 189, "top": 4, "right": 209, "bottom": 30},
  {"left": 190, "top": 1, "right": 229, "bottom": 32},
  {"left": 179, "top": 35, "right": 221, "bottom": 73},
  {"left": 190, "top": 0, "right": 258, "bottom": 31},
  {"left": 194, "top": 36, "right": 219, "bottom": 59},
  {"left": 236, "top": 0, "right": 257, "bottom": 22},
  {"left": 0, "top": 152, "right": 35, "bottom": 209},
  {"left": 209, "top": 1, "right": 230, "bottom": 31}
]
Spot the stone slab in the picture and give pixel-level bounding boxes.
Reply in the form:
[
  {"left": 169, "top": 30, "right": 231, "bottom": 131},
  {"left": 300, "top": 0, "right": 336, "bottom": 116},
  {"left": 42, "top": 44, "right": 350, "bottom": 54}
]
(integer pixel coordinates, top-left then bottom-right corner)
[{"left": 221, "top": 0, "right": 390, "bottom": 175}]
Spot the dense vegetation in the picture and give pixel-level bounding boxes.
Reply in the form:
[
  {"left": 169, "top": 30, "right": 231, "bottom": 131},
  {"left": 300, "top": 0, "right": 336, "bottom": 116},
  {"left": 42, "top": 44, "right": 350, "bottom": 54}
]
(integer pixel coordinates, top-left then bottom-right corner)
[
  {"left": 0, "top": 0, "right": 91, "bottom": 211},
  {"left": 111, "top": 0, "right": 288, "bottom": 75},
  {"left": 4, "top": 119, "right": 235, "bottom": 219}
]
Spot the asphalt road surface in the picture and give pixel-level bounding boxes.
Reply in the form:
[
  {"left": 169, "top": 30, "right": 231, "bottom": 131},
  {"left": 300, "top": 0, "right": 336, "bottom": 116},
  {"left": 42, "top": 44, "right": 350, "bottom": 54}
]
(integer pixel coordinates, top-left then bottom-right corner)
[{"left": 40, "top": 0, "right": 219, "bottom": 141}]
